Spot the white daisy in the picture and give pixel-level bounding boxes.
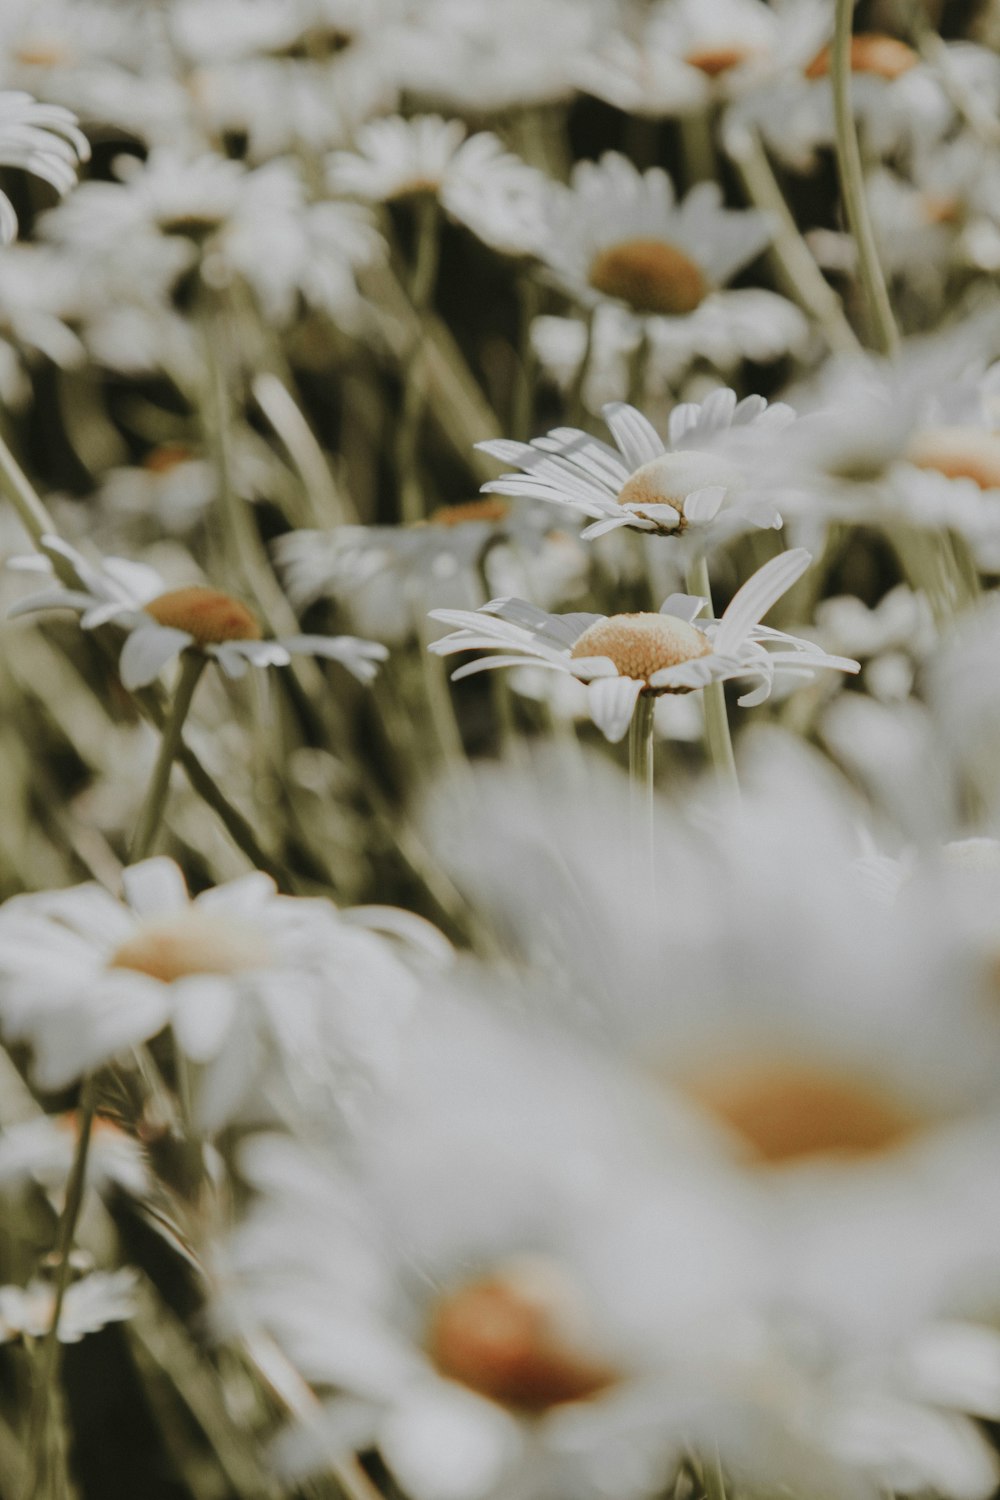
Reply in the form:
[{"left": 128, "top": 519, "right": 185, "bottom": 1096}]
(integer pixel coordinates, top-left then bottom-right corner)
[
  {"left": 478, "top": 390, "right": 793, "bottom": 543},
  {"left": 0, "top": 1112, "right": 149, "bottom": 1200},
  {"left": 0, "top": 1268, "right": 138, "bottom": 1344},
  {"left": 0, "top": 90, "right": 89, "bottom": 243},
  {"left": 428, "top": 550, "right": 859, "bottom": 743},
  {"left": 0, "top": 856, "right": 440, "bottom": 1128},
  {"left": 539, "top": 153, "right": 771, "bottom": 322},
  {"left": 8, "top": 536, "right": 388, "bottom": 692}
]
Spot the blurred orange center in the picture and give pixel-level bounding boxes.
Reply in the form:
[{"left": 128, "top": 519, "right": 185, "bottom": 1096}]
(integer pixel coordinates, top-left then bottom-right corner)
[
  {"left": 145, "top": 587, "right": 262, "bottom": 644},
  {"left": 686, "top": 45, "right": 756, "bottom": 77},
  {"left": 427, "top": 1261, "right": 615, "bottom": 1411},
  {"left": 110, "top": 909, "right": 272, "bottom": 983},
  {"left": 805, "top": 34, "right": 918, "bottom": 80},
  {"left": 571, "top": 614, "right": 711, "bottom": 684},
  {"left": 428, "top": 498, "right": 510, "bottom": 527},
  {"left": 588, "top": 239, "right": 707, "bottom": 316},
  {"left": 907, "top": 427, "right": 1000, "bottom": 490},
  {"left": 682, "top": 1060, "right": 919, "bottom": 1163},
  {"left": 143, "top": 444, "right": 195, "bottom": 475}
]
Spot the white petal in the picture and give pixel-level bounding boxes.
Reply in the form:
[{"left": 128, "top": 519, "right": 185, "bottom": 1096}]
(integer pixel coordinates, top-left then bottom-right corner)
[
  {"left": 119, "top": 625, "right": 192, "bottom": 690},
  {"left": 586, "top": 676, "right": 644, "bottom": 742},
  {"left": 602, "top": 402, "right": 665, "bottom": 468},
  {"left": 581, "top": 516, "right": 634, "bottom": 540},
  {"left": 660, "top": 594, "right": 706, "bottom": 623},
  {"left": 122, "top": 858, "right": 190, "bottom": 919},
  {"left": 683, "top": 486, "right": 725, "bottom": 524},
  {"left": 380, "top": 1386, "right": 520, "bottom": 1500},
  {"left": 172, "top": 977, "right": 239, "bottom": 1062},
  {"left": 713, "top": 548, "right": 811, "bottom": 657}
]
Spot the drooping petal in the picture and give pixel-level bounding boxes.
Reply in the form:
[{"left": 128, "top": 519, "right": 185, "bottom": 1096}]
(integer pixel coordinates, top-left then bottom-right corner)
[
  {"left": 122, "top": 858, "right": 190, "bottom": 919},
  {"left": 119, "top": 625, "right": 192, "bottom": 691},
  {"left": 586, "top": 675, "right": 644, "bottom": 742},
  {"left": 713, "top": 548, "right": 811, "bottom": 658}
]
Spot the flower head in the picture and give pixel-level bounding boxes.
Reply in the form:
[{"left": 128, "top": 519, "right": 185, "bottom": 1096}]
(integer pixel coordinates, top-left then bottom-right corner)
[
  {"left": 8, "top": 537, "right": 388, "bottom": 691},
  {"left": 0, "top": 90, "right": 90, "bottom": 243},
  {"left": 429, "top": 549, "right": 859, "bottom": 742},
  {"left": 479, "top": 389, "right": 792, "bottom": 542}
]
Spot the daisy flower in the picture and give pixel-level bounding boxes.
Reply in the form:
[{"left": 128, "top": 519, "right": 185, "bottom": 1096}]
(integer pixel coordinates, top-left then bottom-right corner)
[
  {"left": 327, "top": 114, "right": 548, "bottom": 256},
  {"left": 9, "top": 536, "right": 388, "bottom": 692},
  {"left": 219, "top": 992, "right": 763, "bottom": 1500},
  {"left": 428, "top": 549, "right": 859, "bottom": 743},
  {"left": 0, "top": 856, "right": 442, "bottom": 1128},
  {"left": 478, "top": 390, "right": 793, "bottom": 543},
  {"left": 0, "top": 1268, "right": 137, "bottom": 1344},
  {"left": 0, "top": 90, "right": 89, "bottom": 243},
  {"left": 540, "top": 154, "right": 770, "bottom": 321}
]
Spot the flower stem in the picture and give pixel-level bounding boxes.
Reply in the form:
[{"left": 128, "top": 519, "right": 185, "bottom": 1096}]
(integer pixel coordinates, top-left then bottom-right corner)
[
  {"left": 26, "top": 1074, "right": 98, "bottom": 1500},
  {"left": 397, "top": 195, "right": 442, "bottom": 524},
  {"left": 131, "top": 654, "right": 206, "bottom": 862},
  {"left": 685, "top": 555, "right": 739, "bottom": 793},
  {"left": 725, "top": 124, "right": 861, "bottom": 356},
  {"left": 830, "top": 0, "right": 898, "bottom": 357},
  {"left": 628, "top": 693, "right": 656, "bottom": 877}
]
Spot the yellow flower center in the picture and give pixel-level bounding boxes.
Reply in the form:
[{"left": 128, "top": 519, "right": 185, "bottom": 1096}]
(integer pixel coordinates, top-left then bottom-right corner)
[
  {"left": 617, "top": 450, "right": 743, "bottom": 524},
  {"left": 680, "top": 1059, "right": 920, "bottom": 1164},
  {"left": 571, "top": 613, "right": 712, "bottom": 685},
  {"left": 14, "top": 40, "right": 74, "bottom": 67},
  {"left": 427, "top": 497, "right": 511, "bottom": 527},
  {"left": 588, "top": 239, "right": 707, "bottom": 316},
  {"left": 427, "top": 1258, "right": 616, "bottom": 1412},
  {"left": 805, "top": 33, "right": 918, "bottom": 81},
  {"left": 906, "top": 427, "right": 1000, "bottom": 491},
  {"left": 110, "top": 908, "right": 272, "bottom": 983},
  {"left": 685, "top": 44, "right": 757, "bottom": 77},
  {"left": 143, "top": 443, "right": 195, "bottom": 475},
  {"left": 144, "top": 587, "right": 262, "bottom": 645}
]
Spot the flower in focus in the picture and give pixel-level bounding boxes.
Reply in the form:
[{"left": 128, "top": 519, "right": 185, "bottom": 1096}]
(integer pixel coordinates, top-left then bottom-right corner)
[
  {"left": 429, "top": 549, "right": 858, "bottom": 742},
  {"left": 478, "top": 390, "right": 792, "bottom": 542},
  {"left": 0, "top": 89, "right": 89, "bottom": 243},
  {"left": 8, "top": 536, "right": 388, "bottom": 691}
]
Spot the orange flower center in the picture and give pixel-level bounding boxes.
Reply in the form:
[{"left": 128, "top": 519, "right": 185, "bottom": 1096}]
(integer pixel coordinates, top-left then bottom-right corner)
[
  {"left": 571, "top": 613, "right": 712, "bottom": 685},
  {"left": 906, "top": 427, "right": 1000, "bottom": 490},
  {"left": 144, "top": 587, "right": 262, "bottom": 645},
  {"left": 686, "top": 44, "right": 757, "bottom": 77},
  {"left": 588, "top": 239, "right": 707, "bottom": 316},
  {"left": 680, "top": 1059, "right": 920, "bottom": 1164},
  {"left": 110, "top": 908, "right": 272, "bottom": 983},
  {"left": 427, "top": 1259, "right": 616, "bottom": 1412},
  {"left": 427, "top": 498, "right": 511, "bottom": 527},
  {"left": 14, "top": 40, "right": 74, "bottom": 67},
  {"left": 143, "top": 444, "right": 195, "bottom": 475},
  {"left": 805, "top": 33, "right": 918, "bottom": 81}
]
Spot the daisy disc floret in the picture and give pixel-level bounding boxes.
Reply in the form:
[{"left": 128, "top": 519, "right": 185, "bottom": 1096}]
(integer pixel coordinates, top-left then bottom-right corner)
[
  {"left": 539, "top": 154, "right": 771, "bottom": 322},
  {"left": 429, "top": 549, "right": 859, "bottom": 743},
  {"left": 479, "top": 389, "right": 793, "bottom": 541},
  {"left": 8, "top": 538, "right": 388, "bottom": 691}
]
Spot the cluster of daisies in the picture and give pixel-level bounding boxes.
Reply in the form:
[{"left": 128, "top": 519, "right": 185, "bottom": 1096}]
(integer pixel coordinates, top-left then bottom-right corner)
[{"left": 5, "top": 0, "right": 1000, "bottom": 1498}]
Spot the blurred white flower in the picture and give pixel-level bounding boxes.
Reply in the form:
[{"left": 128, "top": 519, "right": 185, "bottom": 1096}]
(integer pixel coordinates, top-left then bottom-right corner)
[
  {"left": 0, "top": 90, "right": 89, "bottom": 243},
  {"left": 0, "top": 1268, "right": 138, "bottom": 1344},
  {"left": 9, "top": 536, "right": 388, "bottom": 691}
]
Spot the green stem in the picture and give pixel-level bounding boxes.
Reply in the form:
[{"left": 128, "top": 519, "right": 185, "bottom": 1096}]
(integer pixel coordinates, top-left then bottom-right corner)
[
  {"left": 685, "top": 555, "right": 739, "bottom": 793},
  {"left": 26, "top": 1075, "right": 98, "bottom": 1500},
  {"left": 397, "top": 195, "right": 442, "bottom": 524},
  {"left": 628, "top": 693, "right": 656, "bottom": 879},
  {"left": 725, "top": 124, "right": 861, "bottom": 356},
  {"left": 567, "top": 307, "right": 595, "bottom": 427},
  {"left": 131, "top": 655, "right": 205, "bottom": 862},
  {"left": 512, "top": 274, "right": 541, "bottom": 441},
  {"left": 830, "top": 0, "right": 898, "bottom": 356},
  {"left": 0, "top": 430, "right": 56, "bottom": 548}
]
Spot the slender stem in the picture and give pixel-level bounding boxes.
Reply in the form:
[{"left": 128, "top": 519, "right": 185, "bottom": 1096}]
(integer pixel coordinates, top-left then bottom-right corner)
[
  {"left": 678, "top": 105, "right": 719, "bottom": 186},
  {"left": 685, "top": 555, "right": 739, "bottom": 793},
  {"left": 131, "top": 655, "right": 205, "bottom": 862},
  {"left": 396, "top": 195, "right": 442, "bottom": 524},
  {"left": 512, "top": 274, "right": 541, "bottom": 441},
  {"left": 830, "top": 0, "right": 898, "bottom": 357},
  {"left": 0, "top": 430, "right": 56, "bottom": 548},
  {"left": 567, "top": 307, "right": 595, "bottom": 427},
  {"left": 26, "top": 1075, "right": 98, "bottom": 1499},
  {"left": 725, "top": 124, "right": 860, "bottom": 356},
  {"left": 702, "top": 1446, "right": 727, "bottom": 1500},
  {"left": 628, "top": 693, "right": 656, "bottom": 880}
]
